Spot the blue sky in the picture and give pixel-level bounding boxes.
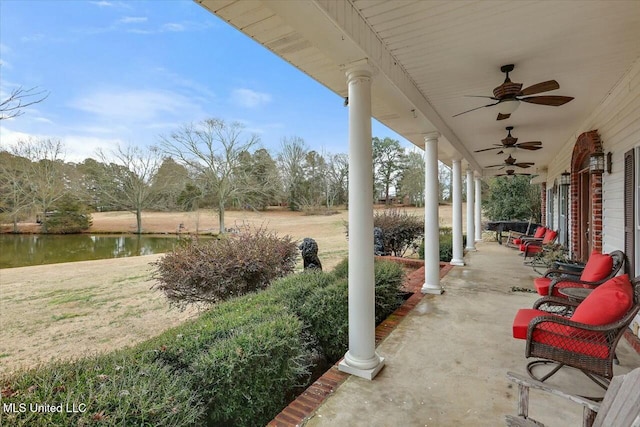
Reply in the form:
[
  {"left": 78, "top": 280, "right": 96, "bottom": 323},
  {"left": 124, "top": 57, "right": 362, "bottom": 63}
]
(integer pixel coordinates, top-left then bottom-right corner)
[{"left": 0, "top": 0, "right": 412, "bottom": 162}]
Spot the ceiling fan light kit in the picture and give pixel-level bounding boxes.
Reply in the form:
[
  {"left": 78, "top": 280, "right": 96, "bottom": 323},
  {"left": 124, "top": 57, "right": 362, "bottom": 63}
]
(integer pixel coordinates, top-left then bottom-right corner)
[{"left": 497, "top": 99, "right": 520, "bottom": 115}]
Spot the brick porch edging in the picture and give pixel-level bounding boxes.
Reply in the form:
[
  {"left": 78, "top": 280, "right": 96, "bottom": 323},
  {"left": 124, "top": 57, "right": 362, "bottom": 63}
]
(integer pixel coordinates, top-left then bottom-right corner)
[{"left": 268, "top": 260, "right": 453, "bottom": 427}]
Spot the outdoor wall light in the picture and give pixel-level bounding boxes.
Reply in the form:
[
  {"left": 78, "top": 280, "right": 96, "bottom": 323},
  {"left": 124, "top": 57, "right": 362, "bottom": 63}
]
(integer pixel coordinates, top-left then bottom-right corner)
[
  {"left": 497, "top": 99, "right": 520, "bottom": 115},
  {"left": 606, "top": 152, "right": 613, "bottom": 174},
  {"left": 589, "top": 151, "right": 605, "bottom": 174},
  {"left": 560, "top": 171, "right": 571, "bottom": 186}
]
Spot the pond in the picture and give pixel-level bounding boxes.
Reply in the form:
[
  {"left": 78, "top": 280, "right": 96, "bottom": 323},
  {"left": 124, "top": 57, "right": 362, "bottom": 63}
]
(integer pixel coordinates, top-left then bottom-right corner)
[{"left": 0, "top": 234, "right": 192, "bottom": 269}]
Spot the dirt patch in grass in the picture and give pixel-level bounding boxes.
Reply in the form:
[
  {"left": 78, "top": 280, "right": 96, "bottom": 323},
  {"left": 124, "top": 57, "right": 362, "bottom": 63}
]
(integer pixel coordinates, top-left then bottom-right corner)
[{"left": 0, "top": 205, "right": 459, "bottom": 375}]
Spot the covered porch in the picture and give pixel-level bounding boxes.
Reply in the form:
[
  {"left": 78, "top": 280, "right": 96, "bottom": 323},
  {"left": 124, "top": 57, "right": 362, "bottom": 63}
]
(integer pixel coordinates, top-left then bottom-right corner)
[
  {"left": 194, "top": 0, "right": 640, "bottom": 380},
  {"left": 273, "top": 242, "right": 640, "bottom": 426},
  {"left": 193, "top": 0, "right": 640, "bottom": 420}
]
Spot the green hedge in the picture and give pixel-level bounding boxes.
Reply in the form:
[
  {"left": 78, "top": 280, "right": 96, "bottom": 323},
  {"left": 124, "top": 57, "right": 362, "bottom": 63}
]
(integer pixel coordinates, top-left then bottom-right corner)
[
  {"left": 0, "top": 260, "right": 405, "bottom": 427},
  {"left": 331, "top": 258, "right": 405, "bottom": 324},
  {"left": 418, "top": 228, "right": 467, "bottom": 262},
  {"left": 0, "top": 349, "right": 203, "bottom": 426}
]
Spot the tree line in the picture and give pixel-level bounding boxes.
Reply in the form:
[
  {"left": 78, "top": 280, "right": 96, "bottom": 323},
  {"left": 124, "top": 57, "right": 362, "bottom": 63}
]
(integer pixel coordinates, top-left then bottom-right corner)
[{"left": 1, "top": 118, "right": 457, "bottom": 234}]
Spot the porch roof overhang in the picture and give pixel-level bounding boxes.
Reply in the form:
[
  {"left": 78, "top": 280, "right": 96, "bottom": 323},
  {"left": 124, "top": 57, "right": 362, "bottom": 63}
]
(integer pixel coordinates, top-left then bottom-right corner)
[{"left": 196, "top": 0, "right": 640, "bottom": 177}]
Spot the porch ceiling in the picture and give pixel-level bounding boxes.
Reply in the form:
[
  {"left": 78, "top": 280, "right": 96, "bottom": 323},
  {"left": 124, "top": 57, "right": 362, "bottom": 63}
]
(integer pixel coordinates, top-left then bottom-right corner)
[{"left": 196, "top": 0, "right": 640, "bottom": 176}]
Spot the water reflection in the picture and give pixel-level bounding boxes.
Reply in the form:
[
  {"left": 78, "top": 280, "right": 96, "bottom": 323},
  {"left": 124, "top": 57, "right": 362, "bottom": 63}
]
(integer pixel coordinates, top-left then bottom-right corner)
[{"left": 0, "top": 234, "right": 190, "bottom": 269}]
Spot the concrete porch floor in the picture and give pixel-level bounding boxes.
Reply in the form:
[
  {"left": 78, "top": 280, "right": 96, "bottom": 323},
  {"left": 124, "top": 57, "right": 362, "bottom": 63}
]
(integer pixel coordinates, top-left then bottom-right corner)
[{"left": 301, "top": 242, "right": 640, "bottom": 427}]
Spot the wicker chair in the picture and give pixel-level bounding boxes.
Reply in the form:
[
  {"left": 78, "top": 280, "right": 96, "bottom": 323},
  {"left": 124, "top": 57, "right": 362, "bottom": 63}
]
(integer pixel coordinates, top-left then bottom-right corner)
[
  {"left": 506, "top": 224, "right": 546, "bottom": 249},
  {"left": 512, "top": 276, "right": 640, "bottom": 389},
  {"left": 534, "top": 251, "right": 626, "bottom": 300},
  {"left": 521, "top": 229, "right": 558, "bottom": 263},
  {"left": 546, "top": 251, "right": 626, "bottom": 298}
]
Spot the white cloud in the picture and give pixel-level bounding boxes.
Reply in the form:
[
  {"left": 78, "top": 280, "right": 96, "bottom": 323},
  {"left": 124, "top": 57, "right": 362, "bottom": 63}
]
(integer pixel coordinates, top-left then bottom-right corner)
[
  {"left": 0, "top": 127, "right": 38, "bottom": 147},
  {"left": 64, "top": 135, "right": 124, "bottom": 162},
  {"left": 230, "top": 88, "right": 272, "bottom": 108},
  {"left": 0, "top": 125, "right": 127, "bottom": 163},
  {"left": 33, "top": 117, "right": 54, "bottom": 125},
  {"left": 90, "top": 1, "right": 131, "bottom": 9},
  {"left": 119, "top": 16, "right": 148, "bottom": 24},
  {"left": 162, "top": 23, "right": 185, "bottom": 32},
  {"left": 70, "top": 88, "right": 199, "bottom": 122},
  {"left": 20, "top": 33, "right": 45, "bottom": 43}
]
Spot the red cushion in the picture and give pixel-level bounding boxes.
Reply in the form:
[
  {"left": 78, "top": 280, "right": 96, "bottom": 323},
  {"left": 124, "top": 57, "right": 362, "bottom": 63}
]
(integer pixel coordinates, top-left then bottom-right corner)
[
  {"left": 524, "top": 245, "right": 543, "bottom": 255},
  {"left": 533, "top": 227, "right": 546, "bottom": 238},
  {"left": 580, "top": 253, "right": 613, "bottom": 282},
  {"left": 513, "top": 309, "right": 610, "bottom": 358},
  {"left": 542, "top": 230, "right": 558, "bottom": 244},
  {"left": 534, "top": 277, "right": 552, "bottom": 296},
  {"left": 570, "top": 274, "right": 634, "bottom": 326},
  {"left": 513, "top": 308, "right": 550, "bottom": 339},
  {"left": 513, "top": 238, "right": 522, "bottom": 245}
]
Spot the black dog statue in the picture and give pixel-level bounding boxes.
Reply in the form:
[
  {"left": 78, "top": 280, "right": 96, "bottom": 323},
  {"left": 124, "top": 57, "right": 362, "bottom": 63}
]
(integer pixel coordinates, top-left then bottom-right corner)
[{"left": 299, "top": 238, "right": 322, "bottom": 271}]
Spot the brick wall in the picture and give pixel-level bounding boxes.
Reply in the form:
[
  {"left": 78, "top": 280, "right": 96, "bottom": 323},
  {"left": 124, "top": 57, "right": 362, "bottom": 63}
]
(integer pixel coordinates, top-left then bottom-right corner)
[{"left": 570, "top": 130, "right": 603, "bottom": 260}]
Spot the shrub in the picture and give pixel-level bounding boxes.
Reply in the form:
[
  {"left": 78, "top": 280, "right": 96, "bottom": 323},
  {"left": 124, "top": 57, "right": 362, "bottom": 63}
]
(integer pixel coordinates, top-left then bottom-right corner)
[
  {"left": 44, "top": 193, "right": 92, "bottom": 234},
  {"left": 307, "top": 258, "right": 405, "bottom": 361},
  {"left": 333, "top": 258, "right": 405, "bottom": 324},
  {"left": 299, "top": 279, "right": 350, "bottom": 362},
  {"left": 0, "top": 351, "right": 204, "bottom": 426},
  {"left": 332, "top": 256, "right": 349, "bottom": 280},
  {"left": 373, "top": 208, "right": 424, "bottom": 256},
  {"left": 372, "top": 260, "right": 405, "bottom": 324},
  {"left": 418, "top": 228, "right": 467, "bottom": 262},
  {"left": 143, "top": 295, "right": 312, "bottom": 427},
  {"left": 151, "top": 226, "right": 298, "bottom": 308},
  {"left": 1, "top": 295, "right": 311, "bottom": 427}
]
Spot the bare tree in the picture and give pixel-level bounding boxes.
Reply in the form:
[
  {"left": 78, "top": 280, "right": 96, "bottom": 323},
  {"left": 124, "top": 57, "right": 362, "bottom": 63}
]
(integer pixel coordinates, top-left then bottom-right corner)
[
  {"left": 278, "top": 136, "right": 308, "bottom": 211},
  {"left": 0, "top": 85, "right": 49, "bottom": 120},
  {"left": 0, "top": 151, "right": 33, "bottom": 232},
  {"left": 3, "top": 138, "right": 67, "bottom": 232},
  {"left": 438, "top": 161, "right": 452, "bottom": 202},
  {"left": 325, "top": 153, "right": 348, "bottom": 207},
  {"left": 160, "top": 118, "right": 260, "bottom": 234},
  {"left": 97, "top": 145, "right": 163, "bottom": 234}
]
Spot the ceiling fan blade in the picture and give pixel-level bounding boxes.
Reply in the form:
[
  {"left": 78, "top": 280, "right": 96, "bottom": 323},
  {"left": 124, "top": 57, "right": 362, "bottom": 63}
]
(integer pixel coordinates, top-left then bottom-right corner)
[
  {"left": 497, "top": 113, "right": 511, "bottom": 120},
  {"left": 518, "top": 80, "right": 560, "bottom": 96},
  {"left": 520, "top": 95, "right": 574, "bottom": 106},
  {"left": 517, "top": 141, "right": 542, "bottom": 146},
  {"left": 514, "top": 163, "right": 534, "bottom": 168},
  {"left": 496, "top": 150, "right": 504, "bottom": 155},
  {"left": 517, "top": 145, "right": 542, "bottom": 151},
  {"left": 474, "top": 146, "right": 502, "bottom": 153},
  {"left": 453, "top": 101, "right": 500, "bottom": 117},
  {"left": 485, "top": 164, "right": 504, "bottom": 168},
  {"left": 464, "top": 95, "right": 499, "bottom": 100}
]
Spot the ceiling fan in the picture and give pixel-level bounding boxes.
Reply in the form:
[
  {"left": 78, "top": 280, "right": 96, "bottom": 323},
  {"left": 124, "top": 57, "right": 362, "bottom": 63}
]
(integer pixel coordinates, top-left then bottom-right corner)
[
  {"left": 475, "top": 126, "right": 542, "bottom": 155},
  {"left": 486, "top": 154, "right": 534, "bottom": 170},
  {"left": 453, "top": 64, "right": 574, "bottom": 120},
  {"left": 495, "top": 169, "right": 532, "bottom": 177}
]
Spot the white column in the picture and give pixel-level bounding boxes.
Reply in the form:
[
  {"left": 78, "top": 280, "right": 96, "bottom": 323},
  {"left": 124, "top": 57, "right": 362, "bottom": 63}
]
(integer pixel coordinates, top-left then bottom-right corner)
[
  {"left": 422, "top": 132, "right": 443, "bottom": 294},
  {"left": 475, "top": 177, "right": 482, "bottom": 242},
  {"left": 466, "top": 169, "right": 476, "bottom": 251},
  {"left": 450, "top": 158, "right": 465, "bottom": 265},
  {"left": 338, "top": 63, "right": 384, "bottom": 380}
]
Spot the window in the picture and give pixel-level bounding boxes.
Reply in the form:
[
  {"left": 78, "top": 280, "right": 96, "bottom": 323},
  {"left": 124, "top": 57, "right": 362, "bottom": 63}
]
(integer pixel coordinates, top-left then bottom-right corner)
[{"left": 559, "top": 182, "right": 569, "bottom": 246}]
